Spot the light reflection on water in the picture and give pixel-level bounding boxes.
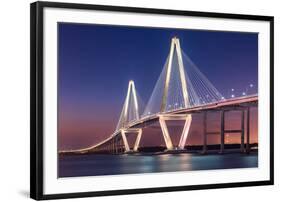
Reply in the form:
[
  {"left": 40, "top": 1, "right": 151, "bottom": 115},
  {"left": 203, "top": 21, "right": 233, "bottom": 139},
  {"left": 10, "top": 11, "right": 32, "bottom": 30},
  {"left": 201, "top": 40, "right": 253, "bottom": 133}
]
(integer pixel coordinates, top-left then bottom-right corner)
[{"left": 59, "top": 152, "right": 258, "bottom": 178}]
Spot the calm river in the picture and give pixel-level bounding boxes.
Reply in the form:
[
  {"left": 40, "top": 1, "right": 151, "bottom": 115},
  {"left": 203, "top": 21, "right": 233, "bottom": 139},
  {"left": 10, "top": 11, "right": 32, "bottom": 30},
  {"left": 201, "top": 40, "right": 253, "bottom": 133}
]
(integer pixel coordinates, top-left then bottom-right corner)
[{"left": 59, "top": 151, "right": 258, "bottom": 177}]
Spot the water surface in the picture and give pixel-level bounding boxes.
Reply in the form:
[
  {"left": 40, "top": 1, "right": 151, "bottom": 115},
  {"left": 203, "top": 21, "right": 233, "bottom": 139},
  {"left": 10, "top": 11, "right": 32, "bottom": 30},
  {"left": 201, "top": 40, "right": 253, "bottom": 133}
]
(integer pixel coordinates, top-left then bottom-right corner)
[{"left": 59, "top": 151, "right": 258, "bottom": 177}]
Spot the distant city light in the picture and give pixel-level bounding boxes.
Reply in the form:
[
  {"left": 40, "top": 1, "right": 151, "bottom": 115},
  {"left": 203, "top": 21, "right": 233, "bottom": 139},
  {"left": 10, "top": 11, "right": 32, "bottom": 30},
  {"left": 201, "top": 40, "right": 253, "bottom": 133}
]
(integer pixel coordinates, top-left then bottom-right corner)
[
  {"left": 250, "top": 84, "right": 254, "bottom": 88},
  {"left": 231, "top": 94, "right": 235, "bottom": 98},
  {"left": 231, "top": 88, "right": 234, "bottom": 91},
  {"left": 221, "top": 96, "right": 225, "bottom": 100},
  {"left": 242, "top": 92, "right": 246, "bottom": 96}
]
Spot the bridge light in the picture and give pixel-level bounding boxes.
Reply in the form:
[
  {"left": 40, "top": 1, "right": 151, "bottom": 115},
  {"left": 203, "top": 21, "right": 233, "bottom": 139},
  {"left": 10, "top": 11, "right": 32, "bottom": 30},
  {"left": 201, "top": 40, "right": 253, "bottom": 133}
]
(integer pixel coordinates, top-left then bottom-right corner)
[{"left": 221, "top": 96, "right": 225, "bottom": 100}]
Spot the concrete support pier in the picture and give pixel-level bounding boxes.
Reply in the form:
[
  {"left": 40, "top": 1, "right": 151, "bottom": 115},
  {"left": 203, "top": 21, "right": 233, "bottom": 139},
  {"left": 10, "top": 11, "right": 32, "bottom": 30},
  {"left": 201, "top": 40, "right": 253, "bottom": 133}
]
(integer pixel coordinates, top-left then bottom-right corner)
[
  {"left": 241, "top": 110, "right": 245, "bottom": 153},
  {"left": 202, "top": 112, "right": 207, "bottom": 154},
  {"left": 246, "top": 107, "right": 251, "bottom": 153},
  {"left": 220, "top": 110, "right": 225, "bottom": 154}
]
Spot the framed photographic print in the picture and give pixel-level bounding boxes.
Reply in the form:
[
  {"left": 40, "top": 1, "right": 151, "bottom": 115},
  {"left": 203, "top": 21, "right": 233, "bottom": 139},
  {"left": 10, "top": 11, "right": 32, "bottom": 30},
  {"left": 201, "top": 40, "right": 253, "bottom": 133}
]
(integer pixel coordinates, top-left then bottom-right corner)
[{"left": 30, "top": 1, "right": 274, "bottom": 200}]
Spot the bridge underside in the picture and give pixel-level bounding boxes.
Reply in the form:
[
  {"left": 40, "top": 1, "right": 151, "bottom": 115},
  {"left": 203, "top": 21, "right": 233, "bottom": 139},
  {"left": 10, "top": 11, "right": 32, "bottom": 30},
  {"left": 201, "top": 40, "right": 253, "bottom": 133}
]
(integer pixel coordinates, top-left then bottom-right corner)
[{"left": 71, "top": 98, "right": 257, "bottom": 155}]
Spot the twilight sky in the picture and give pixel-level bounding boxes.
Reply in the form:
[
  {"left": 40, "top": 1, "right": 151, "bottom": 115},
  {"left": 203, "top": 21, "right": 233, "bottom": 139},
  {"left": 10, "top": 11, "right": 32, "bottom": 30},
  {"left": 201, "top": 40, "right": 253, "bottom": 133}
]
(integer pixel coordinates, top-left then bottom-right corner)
[{"left": 58, "top": 23, "right": 258, "bottom": 150}]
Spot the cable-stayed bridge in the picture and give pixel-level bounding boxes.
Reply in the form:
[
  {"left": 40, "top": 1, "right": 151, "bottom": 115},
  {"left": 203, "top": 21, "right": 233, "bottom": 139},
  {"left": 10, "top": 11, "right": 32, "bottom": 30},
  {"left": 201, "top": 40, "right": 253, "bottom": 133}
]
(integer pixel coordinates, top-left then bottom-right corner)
[{"left": 61, "top": 37, "right": 257, "bottom": 155}]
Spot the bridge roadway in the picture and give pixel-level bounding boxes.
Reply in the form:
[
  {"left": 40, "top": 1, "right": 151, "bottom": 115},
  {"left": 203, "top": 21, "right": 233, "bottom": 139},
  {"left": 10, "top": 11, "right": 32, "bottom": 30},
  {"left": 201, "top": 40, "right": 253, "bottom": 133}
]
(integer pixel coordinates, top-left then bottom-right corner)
[{"left": 60, "top": 94, "right": 258, "bottom": 154}]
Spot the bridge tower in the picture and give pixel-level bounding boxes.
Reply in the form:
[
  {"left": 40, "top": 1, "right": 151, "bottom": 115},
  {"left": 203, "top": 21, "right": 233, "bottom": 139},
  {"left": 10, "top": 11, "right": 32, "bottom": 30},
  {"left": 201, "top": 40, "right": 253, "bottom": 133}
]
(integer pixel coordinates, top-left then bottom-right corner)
[
  {"left": 116, "top": 80, "right": 142, "bottom": 152},
  {"left": 161, "top": 37, "right": 189, "bottom": 112},
  {"left": 159, "top": 37, "right": 192, "bottom": 150}
]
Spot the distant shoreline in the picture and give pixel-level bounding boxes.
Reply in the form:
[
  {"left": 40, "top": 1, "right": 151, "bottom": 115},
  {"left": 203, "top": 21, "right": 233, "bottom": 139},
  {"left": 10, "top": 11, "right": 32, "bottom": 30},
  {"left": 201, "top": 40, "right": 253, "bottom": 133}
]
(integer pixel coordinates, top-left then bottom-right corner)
[{"left": 59, "top": 143, "right": 258, "bottom": 156}]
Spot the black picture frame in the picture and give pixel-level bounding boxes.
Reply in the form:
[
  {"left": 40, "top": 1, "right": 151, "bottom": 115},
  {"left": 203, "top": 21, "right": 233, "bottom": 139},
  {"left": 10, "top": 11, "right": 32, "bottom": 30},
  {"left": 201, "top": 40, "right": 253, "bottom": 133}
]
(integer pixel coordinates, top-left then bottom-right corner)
[{"left": 30, "top": 1, "right": 274, "bottom": 200}]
